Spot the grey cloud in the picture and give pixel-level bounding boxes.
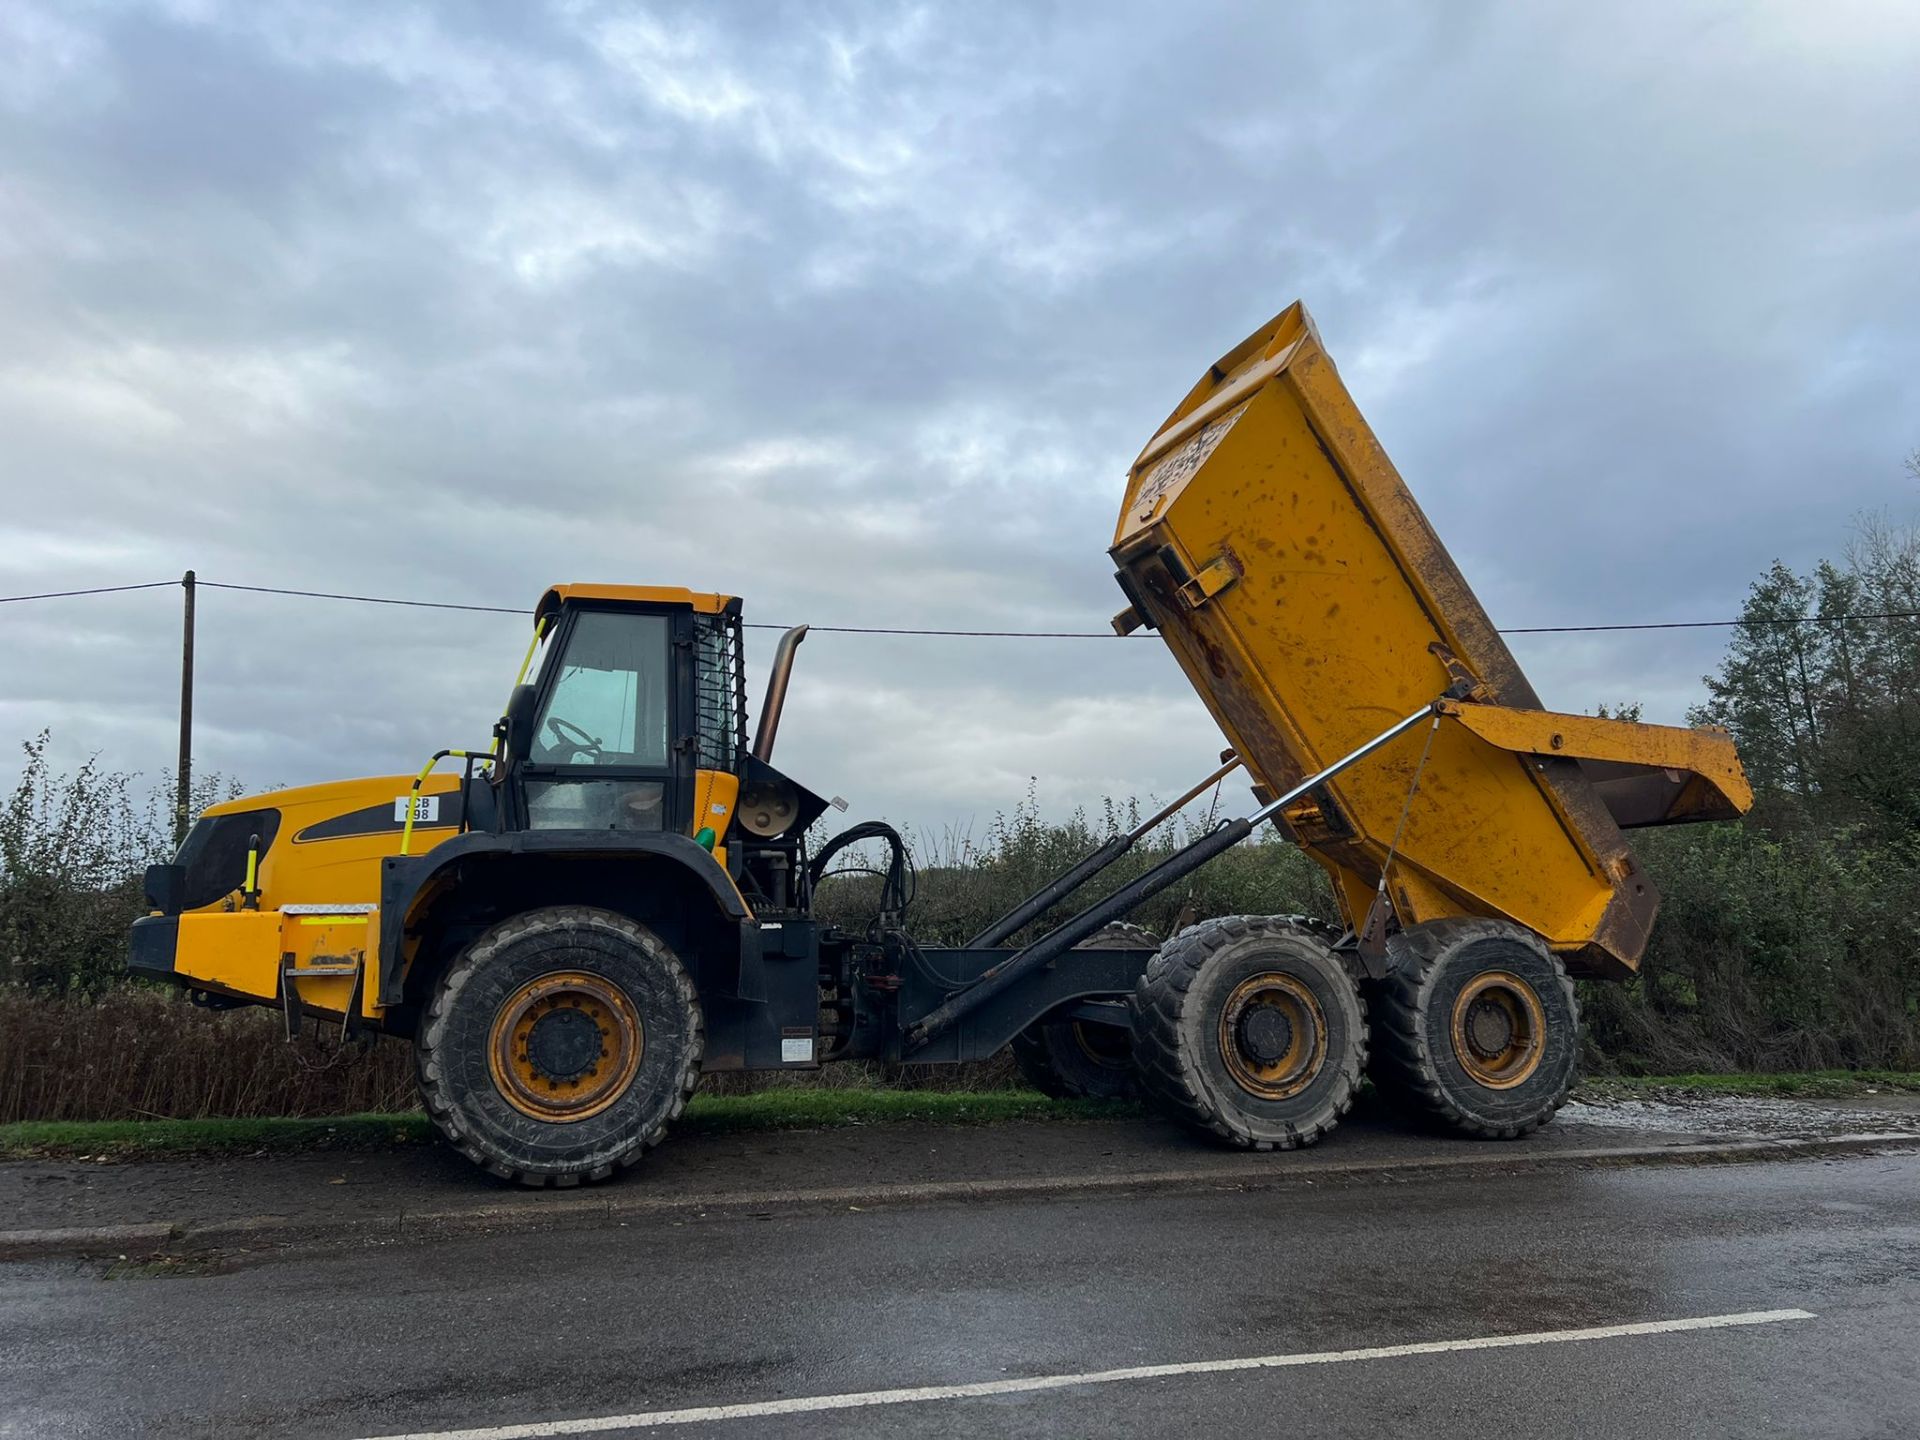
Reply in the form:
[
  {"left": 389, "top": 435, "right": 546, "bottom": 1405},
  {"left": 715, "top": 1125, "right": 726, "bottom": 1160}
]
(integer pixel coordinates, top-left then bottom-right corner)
[{"left": 1, "top": 0, "right": 1916, "bottom": 837}]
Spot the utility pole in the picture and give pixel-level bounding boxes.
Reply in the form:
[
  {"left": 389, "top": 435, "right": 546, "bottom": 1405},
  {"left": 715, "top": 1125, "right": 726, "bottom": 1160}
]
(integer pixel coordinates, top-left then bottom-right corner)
[{"left": 175, "top": 569, "right": 195, "bottom": 845}]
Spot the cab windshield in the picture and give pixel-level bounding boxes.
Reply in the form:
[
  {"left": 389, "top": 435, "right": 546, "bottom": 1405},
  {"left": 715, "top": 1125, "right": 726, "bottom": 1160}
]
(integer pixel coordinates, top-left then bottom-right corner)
[{"left": 532, "top": 611, "right": 671, "bottom": 767}]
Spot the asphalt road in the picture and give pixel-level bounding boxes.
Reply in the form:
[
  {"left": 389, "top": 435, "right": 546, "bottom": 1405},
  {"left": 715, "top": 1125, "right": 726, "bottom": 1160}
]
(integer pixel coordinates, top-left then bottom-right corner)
[{"left": 4, "top": 1151, "right": 1918, "bottom": 1439}]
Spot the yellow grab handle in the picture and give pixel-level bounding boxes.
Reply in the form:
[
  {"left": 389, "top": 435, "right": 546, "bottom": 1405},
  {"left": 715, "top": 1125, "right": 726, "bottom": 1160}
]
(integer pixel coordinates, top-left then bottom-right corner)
[{"left": 400, "top": 750, "right": 480, "bottom": 856}]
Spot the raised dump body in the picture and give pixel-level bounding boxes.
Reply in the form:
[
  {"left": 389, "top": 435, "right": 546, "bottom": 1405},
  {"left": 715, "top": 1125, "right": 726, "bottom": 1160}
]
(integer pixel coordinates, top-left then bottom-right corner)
[{"left": 1110, "top": 302, "right": 1750, "bottom": 979}]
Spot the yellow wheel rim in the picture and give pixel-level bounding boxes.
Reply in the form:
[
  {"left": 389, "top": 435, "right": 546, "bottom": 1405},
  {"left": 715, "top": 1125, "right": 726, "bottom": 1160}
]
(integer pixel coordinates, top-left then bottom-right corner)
[
  {"left": 1450, "top": 970, "right": 1546, "bottom": 1089},
  {"left": 1217, "top": 972, "right": 1327, "bottom": 1101},
  {"left": 488, "top": 970, "right": 642, "bottom": 1123}
]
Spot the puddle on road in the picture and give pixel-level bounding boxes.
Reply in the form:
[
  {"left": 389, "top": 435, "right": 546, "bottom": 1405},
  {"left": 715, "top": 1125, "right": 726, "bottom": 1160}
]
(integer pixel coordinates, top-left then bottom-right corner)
[{"left": 1562, "top": 1092, "right": 1920, "bottom": 1142}]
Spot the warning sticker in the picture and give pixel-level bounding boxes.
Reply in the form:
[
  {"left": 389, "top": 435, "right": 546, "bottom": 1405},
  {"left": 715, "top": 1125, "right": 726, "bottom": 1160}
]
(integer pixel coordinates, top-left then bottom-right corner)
[{"left": 780, "top": 1036, "right": 813, "bottom": 1064}]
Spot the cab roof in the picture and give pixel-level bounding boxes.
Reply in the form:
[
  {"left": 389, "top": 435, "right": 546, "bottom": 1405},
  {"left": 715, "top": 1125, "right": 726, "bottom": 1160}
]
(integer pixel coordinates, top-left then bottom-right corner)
[{"left": 535, "top": 584, "right": 739, "bottom": 629}]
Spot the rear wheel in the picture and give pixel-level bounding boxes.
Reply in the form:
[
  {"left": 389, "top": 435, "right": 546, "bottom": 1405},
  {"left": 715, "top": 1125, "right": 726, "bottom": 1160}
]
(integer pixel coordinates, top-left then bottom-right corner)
[
  {"left": 1131, "top": 915, "right": 1366, "bottom": 1149},
  {"left": 416, "top": 906, "right": 703, "bottom": 1186},
  {"left": 1367, "top": 918, "right": 1578, "bottom": 1139},
  {"left": 1010, "top": 922, "right": 1159, "bottom": 1100}
]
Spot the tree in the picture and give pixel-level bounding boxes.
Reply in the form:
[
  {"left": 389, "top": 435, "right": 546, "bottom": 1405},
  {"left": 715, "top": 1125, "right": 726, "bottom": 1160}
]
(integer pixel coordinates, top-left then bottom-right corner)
[
  {"left": 1828, "top": 513, "right": 1920, "bottom": 833},
  {"left": 1689, "top": 560, "right": 1826, "bottom": 795},
  {"left": 1691, "top": 511, "right": 1920, "bottom": 835}
]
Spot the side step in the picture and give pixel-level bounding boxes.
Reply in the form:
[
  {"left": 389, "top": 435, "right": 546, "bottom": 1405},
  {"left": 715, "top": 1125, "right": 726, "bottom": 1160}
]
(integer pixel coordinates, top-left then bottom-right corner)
[{"left": 278, "top": 955, "right": 367, "bottom": 1046}]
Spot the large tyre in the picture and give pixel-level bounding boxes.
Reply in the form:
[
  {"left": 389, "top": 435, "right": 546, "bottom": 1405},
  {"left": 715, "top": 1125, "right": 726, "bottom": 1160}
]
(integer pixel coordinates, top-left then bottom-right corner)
[
  {"left": 1010, "top": 922, "right": 1159, "bottom": 1100},
  {"left": 1131, "top": 915, "right": 1366, "bottom": 1150},
  {"left": 1368, "top": 918, "right": 1578, "bottom": 1139},
  {"left": 416, "top": 906, "right": 703, "bottom": 1186}
]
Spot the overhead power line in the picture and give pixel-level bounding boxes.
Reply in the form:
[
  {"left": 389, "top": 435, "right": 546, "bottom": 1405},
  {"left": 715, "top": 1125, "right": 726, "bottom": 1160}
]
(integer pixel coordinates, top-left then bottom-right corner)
[
  {"left": 203, "top": 581, "right": 1121, "bottom": 633},
  {"left": 1500, "top": 612, "right": 1920, "bottom": 635},
  {"left": 2, "top": 576, "right": 1916, "bottom": 638},
  {"left": 752, "top": 623, "right": 1130, "bottom": 637},
  {"left": 198, "top": 581, "right": 521, "bottom": 615},
  {"left": 0, "top": 580, "right": 181, "bottom": 604}
]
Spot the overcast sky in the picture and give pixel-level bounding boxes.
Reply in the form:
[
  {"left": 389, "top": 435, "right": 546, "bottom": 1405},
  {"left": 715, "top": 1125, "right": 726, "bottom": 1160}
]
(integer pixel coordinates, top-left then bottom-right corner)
[{"left": 3, "top": 0, "right": 1917, "bottom": 843}]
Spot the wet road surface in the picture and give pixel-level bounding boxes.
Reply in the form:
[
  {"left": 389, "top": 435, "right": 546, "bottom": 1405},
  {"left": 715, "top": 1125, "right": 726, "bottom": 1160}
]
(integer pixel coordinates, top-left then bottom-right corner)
[
  {"left": 12, "top": 1089, "right": 1917, "bottom": 1241},
  {"left": 4, "top": 1149, "right": 1918, "bottom": 1438}
]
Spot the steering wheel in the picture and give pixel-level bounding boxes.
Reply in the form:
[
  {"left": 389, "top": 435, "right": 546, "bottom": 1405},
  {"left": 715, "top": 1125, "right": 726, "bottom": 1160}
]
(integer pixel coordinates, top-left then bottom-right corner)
[{"left": 545, "top": 716, "right": 604, "bottom": 761}]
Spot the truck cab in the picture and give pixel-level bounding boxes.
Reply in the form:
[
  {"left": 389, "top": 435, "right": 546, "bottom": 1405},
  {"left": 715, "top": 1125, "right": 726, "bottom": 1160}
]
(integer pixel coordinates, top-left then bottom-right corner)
[{"left": 502, "top": 586, "right": 743, "bottom": 843}]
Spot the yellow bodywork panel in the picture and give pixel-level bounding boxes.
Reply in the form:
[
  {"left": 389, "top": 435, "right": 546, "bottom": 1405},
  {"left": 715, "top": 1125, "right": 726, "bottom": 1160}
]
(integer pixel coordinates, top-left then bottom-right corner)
[
  {"left": 173, "top": 911, "right": 285, "bottom": 1002},
  {"left": 693, "top": 768, "right": 741, "bottom": 867},
  {"left": 1114, "top": 302, "right": 1751, "bottom": 978},
  {"left": 535, "top": 584, "right": 735, "bottom": 628},
  {"left": 1439, "top": 701, "right": 1752, "bottom": 826},
  {"left": 206, "top": 773, "right": 464, "bottom": 908},
  {"left": 173, "top": 762, "right": 750, "bottom": 1019},
  {"left": 176, "top": 907, "right": 379, "bottom": 1017},
  {"left": 170, "top": 774, "right": 467, "bottom": 1016}
]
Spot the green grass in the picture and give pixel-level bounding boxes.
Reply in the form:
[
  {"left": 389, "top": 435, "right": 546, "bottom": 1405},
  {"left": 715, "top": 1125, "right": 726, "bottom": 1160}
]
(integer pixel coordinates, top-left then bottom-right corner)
[
  {"left": 0, "top": 1113, "right": 436, "bottom": 1159},
  {"left": 1579, "top": 1070, "right": 1920, "bottom": 1099},
  {"left": 0, "top": 1088, "right": 1140, "bottom": 1160},
  {"left": 9, "top": 1072, "right": 1918, "bottom": 1162}
]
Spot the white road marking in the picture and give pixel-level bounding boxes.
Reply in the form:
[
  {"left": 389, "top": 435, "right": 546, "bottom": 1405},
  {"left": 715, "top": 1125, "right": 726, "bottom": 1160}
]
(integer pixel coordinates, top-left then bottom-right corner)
[{"left": 360, "top": 1307, "right": 1814, "bottom": 1440}]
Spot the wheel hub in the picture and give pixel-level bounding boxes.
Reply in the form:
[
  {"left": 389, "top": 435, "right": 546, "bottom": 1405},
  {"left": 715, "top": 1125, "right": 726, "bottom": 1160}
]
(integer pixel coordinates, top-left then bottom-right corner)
[
  {"left": 1448, "top": 970, "right": 1546, "bottom": 1090},
  {"left": 1236, "top": 1005, "right": 1295, "bottom": 1065},
  {"left": 1464, "top": 997, "right": 1515, "bottom": 1060},
  {"left": 525, "top": 1006, "right": 603, "bottom": 1082},
  {"left": 488, "top": 971, "right": 644, "bottom": 1123},
  {"left": 1217, "top": 971, "right": 1326, "bottom": 1101}
]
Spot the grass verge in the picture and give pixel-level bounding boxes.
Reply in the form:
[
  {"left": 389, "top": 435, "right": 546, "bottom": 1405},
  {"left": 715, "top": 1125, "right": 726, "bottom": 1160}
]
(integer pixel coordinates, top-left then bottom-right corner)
[
  {"left": 8, "top": 1072, "right": 1917, "bottom": 1162},
  {"left": 0, "top": 1089, "right": 1139, "bottom": 1160}
]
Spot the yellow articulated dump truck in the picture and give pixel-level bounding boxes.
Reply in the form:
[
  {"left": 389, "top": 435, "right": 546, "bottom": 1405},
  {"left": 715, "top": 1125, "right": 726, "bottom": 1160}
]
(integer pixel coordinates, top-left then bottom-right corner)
[{"left": 130, "top": 302, "right": 1751, "bottom": 1184}]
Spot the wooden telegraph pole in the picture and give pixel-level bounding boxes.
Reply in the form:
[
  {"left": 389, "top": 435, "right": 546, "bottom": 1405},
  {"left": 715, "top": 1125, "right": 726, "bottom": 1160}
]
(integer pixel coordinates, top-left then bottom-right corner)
[{"left": 175, "top": 569, "right": 195, "bottom": 845}]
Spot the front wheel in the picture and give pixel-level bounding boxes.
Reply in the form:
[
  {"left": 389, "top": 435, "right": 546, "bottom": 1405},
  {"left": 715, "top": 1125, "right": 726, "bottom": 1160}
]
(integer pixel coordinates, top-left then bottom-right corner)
[{"left": 416, "top": 906, "right": 703, "bottom": 1186}]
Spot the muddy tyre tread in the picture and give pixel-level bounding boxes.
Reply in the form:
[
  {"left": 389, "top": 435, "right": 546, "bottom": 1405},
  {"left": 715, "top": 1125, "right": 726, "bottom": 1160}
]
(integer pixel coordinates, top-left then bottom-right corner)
[
  {"left": 1369, "top": 917, "right": 1578, "bottom": 1140},
  {"left": 415, "top": 905, "right": 703, "bottom": 1187},
  {"left": 1131, "top": 914, "right": 1366, "bottom": 1151}
]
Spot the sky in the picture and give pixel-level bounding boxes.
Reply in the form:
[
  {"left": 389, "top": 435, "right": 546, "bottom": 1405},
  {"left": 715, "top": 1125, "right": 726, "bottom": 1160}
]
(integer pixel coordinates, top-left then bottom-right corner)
[{"left": 2, "top": 0, "right": 1917, "bottom": 844}]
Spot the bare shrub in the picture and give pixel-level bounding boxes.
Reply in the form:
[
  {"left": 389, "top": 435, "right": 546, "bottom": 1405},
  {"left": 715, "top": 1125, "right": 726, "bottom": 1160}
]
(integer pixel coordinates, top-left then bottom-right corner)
[
  {"left": 1, "top": 733, "right": 236, "bottom": 997},
  {"left": 1, "top": 987, "right": 414, "bottom": 1123}
]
